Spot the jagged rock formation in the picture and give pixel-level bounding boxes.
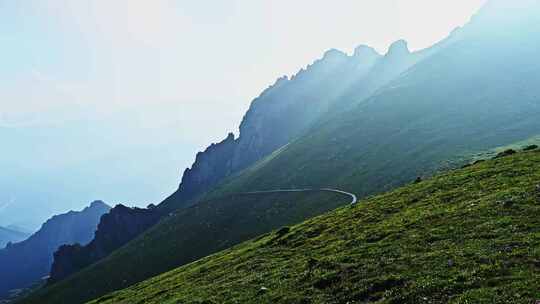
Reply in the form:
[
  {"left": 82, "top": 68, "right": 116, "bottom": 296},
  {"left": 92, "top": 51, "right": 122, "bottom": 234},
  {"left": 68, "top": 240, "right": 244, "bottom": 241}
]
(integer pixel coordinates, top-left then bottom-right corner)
[
  {"left": 48, "top": 204, "right": 161, "bottom": 283},
  {"left": 0, "top": 201, "right": 110, "bottom": 299},
  {"left": 161, "top": 133, "right": 238, "bottom": 209}
]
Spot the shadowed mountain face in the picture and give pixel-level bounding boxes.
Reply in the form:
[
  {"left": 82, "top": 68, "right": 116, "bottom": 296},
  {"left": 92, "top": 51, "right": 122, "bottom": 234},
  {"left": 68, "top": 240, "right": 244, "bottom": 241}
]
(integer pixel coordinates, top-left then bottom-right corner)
[
  {"left": 24, "top": 1, "right": 540, "bottom": 303},
  {"left": 48, "top": 204, "right": 161, "bottom": 284},
  {"left": 0, "top": 201, "right": 110, "bottom": 299},
  {"left": 0, "top": 226, "right": 29, "bottom": 249}
]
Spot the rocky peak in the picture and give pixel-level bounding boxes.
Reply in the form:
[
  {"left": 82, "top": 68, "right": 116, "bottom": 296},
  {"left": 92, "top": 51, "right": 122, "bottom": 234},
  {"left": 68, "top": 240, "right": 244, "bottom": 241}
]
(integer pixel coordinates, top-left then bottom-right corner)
[
  {"left": 225, "top": 132, "right": 235, "bottom": 141},
  {"left": 316, "top": 49, "right": 350, "bottom": 68},
  {"left": 322, "top": 49, "right": 348, "bottom": 61},
  {"left": 39, "top": 201, "right": 111, "bottom": 234},
  {"left": 89, "top": 200, "right": 108, "bottom": 208},
  {"left": 274, "top": 75, "right": 289, "bottom": 86},
  {"left": 86, "top": 200, "right": 110, "bottom": 213},
  {"left": 386, "top": 40, "right": 410, "bottom": 58},
  {"left": 292, "top": 48, "right": 350, "bottom": 82},
  {"left": 199, "top": 132, "right": 235, "bottom": 153},
  {"left": 353, "top": 45, "right": 381, "bottom": 61}
]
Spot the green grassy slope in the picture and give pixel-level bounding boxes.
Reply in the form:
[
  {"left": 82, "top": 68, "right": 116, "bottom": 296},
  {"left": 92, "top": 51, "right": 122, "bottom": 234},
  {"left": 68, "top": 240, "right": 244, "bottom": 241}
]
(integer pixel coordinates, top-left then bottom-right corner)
[
  {"left": 19, "top": 191, "right": 350, "bottom": 304},
  {"left": 89, "top": 151, "right": 540, "bottom": 304}
]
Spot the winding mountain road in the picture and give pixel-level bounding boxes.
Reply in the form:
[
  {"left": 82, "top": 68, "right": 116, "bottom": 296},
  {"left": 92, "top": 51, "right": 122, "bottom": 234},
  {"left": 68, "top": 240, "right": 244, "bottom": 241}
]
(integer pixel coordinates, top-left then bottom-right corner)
[{"left": 242, "top": 188, "right": 358, "bottom": 205}]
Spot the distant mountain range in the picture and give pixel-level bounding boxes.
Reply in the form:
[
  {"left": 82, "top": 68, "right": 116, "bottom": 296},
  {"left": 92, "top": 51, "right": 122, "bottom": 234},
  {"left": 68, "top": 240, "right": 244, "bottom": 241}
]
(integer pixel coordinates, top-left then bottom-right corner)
[
  {"left": 17, "top": 0, "right": 540, "bottom": 303},
  {"left": 0, "top": 226, "right": 29, "bottom": 249},
  {"left": 0, "top": 201, "right": 110, "bottom": 300}
]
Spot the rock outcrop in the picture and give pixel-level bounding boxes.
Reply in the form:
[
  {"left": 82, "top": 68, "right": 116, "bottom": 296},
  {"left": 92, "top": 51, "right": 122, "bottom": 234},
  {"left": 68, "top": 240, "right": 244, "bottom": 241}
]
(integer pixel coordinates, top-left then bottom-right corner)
[
  {"left": 161, "top": 133, "right": 238, "bottom": 210},
  {"left": 48, "top": 204, "right": 161, "bottom": 283}
]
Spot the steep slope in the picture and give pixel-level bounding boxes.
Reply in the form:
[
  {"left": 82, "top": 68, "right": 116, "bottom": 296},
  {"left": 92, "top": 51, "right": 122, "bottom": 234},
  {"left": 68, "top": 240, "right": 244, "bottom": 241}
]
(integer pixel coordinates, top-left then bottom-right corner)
[
  {"left": 0, "top": 201, "right": 110, "bottom": 300},
  {"left": 0, "top": 226, "right": 29, "bottom": 249},
  {"left": 19, "top": 191, "right": 351, "bottom": 304},
  {"left": 88, "top": 150, "right": 540, "bottom": 304}
]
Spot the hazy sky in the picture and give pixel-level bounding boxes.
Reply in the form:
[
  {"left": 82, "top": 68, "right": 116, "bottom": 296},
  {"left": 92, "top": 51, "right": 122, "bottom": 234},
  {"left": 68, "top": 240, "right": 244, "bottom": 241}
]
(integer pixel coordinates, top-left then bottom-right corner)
[
  {"left": 1, "top": 0, "right": 486, "bottom": 133},
  {"left": 0, "top": 0, "right": 487, "bottom": 227}
]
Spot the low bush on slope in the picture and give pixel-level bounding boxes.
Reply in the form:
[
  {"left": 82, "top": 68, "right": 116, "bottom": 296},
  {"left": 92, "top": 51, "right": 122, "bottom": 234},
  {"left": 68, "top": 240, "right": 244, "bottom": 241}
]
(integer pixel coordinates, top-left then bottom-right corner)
[{"left": 89, "top": 151, "right": 540, "bottom": 304}]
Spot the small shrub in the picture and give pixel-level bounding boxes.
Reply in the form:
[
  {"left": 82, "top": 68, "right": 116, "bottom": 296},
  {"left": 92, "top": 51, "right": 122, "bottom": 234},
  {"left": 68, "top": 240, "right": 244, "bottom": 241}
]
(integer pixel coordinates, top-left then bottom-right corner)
[
  {"left": 494, "top": 149, "right": 517, "bottom": 159},
  {"left": 275, "top": 226, "right": 290, "bottom": 238},
  {"left": 523, "top": 144, "right": 538, "bottom": 151}
]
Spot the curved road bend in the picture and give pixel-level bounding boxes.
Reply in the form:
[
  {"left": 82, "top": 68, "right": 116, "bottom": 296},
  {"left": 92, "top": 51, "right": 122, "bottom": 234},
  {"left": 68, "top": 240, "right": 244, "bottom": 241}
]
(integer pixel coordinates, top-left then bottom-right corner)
[{"left": 241, "top": 188, "right": 358, "bottom": 205}]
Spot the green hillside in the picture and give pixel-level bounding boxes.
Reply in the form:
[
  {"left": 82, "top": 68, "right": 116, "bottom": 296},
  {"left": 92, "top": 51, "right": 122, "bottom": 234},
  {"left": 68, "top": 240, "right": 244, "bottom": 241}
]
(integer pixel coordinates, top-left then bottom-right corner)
[
  {"left": 89, "top": 150, "right": 540, "bottom": 304},
  {"left": 19, "top": 191, "right": 350, "bottom": 304}
]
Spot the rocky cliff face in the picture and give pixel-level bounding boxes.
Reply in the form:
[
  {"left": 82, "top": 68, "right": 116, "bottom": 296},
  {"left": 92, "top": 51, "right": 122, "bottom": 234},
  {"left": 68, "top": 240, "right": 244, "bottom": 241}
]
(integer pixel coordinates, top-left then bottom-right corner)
[
  {"left": 0, "top": 201, "right": 110, "bottom": 299},
  {"left": 163, "top": 38, "right": 450, "bottom": 210},
  {"left": 161, "top": 133, "right": 238, "bottom": 210},
  {"left": 162, "top": 47, "right": 380, "bottom": 209},
  {"left": 48, "top": 204, "right": 161, "bottom": 283}
]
